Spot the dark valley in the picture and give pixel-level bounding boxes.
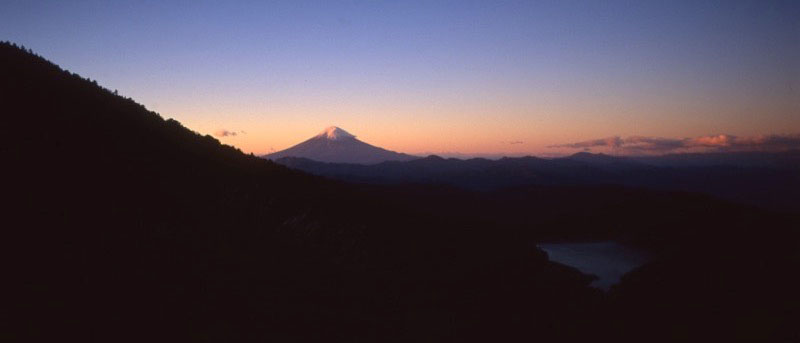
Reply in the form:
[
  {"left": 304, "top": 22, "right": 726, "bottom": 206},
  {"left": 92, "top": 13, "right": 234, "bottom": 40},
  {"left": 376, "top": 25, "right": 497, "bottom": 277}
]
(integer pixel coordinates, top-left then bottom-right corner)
[{"left": 3, "top": 41, "right": 799, "bottom": 343}]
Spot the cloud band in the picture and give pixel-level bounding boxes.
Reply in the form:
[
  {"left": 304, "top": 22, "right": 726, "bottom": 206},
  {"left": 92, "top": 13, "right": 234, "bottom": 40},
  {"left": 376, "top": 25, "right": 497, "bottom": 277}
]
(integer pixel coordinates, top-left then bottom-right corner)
[{"left": 550, "top": 134, "right": 800, "bottom": 154}]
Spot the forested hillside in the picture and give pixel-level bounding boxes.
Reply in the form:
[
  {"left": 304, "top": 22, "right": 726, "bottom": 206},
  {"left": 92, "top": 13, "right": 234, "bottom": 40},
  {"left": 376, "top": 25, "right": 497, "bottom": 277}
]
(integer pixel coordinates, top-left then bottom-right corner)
[{"left": 3, "top": 42, "right": 797, "bottom": 342}]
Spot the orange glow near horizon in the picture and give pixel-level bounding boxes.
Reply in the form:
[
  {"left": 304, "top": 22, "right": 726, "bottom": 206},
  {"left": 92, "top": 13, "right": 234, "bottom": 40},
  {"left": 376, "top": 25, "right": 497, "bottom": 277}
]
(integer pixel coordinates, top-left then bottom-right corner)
[
  {"left": 6, "top": 1, "right": 798, "bottom": 158},
  {"left": 164, "top": 88, "right": 799, "bottom": 157}
]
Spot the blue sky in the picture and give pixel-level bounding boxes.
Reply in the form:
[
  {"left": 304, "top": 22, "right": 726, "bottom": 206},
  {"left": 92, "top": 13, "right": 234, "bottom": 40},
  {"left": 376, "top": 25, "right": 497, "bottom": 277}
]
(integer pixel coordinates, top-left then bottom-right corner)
[{"left": 2, "top": 0, "right": 798, "bottom": 155}]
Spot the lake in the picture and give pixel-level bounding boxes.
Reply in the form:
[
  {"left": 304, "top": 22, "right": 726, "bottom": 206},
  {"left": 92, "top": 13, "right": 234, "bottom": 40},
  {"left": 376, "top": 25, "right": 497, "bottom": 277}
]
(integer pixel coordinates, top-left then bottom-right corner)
[{"left": 537, "top": 241, "right": 650, "bottom": 290}]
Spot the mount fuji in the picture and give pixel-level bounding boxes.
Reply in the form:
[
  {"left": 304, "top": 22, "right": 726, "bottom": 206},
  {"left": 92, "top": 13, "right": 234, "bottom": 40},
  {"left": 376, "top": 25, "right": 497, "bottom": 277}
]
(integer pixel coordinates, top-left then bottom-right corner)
[{"left": 264, "top": 126, "right": 418, "bottom": 164}]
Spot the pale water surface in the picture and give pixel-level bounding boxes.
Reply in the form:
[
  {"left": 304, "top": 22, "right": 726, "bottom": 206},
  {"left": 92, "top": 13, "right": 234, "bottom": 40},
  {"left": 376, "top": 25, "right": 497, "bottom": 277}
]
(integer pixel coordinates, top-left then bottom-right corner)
[{"left": 538, "top": 241, "right": 650, "bottom": 290}]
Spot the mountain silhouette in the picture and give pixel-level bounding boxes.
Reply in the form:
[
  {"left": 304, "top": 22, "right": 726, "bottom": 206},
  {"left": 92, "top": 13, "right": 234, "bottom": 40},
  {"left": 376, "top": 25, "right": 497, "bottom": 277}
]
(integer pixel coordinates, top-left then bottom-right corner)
[
  {"left": 264, "top": 126, "right": 418, "bottom": 164},
  {"left": 0, "top": 40, "right": 606, "bottom": 341},
  {"left": 3, "top": 41, "right": 799, "bottom": 342},
  {"left": 274, "top": 151, "right": 800, "bottom": 211}
]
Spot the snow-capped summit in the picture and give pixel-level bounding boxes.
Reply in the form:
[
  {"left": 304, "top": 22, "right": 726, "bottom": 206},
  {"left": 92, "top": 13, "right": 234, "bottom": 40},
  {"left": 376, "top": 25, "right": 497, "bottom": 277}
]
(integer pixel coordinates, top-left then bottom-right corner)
[
  {"left": 264, "top": 126, "right": 418, "bottom": 165},
  {"left": 316, "top": 126, "right": 355, "bottom": 140}
]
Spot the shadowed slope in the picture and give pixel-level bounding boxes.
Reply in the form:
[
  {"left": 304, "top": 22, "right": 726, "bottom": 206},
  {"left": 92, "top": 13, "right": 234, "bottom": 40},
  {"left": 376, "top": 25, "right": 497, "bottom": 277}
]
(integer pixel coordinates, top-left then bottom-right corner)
[
  {"left": 1, "top": 41, "right": 604, "bottom": 342},
  {"left": 3, "top": 41, "right": 798, "bottom": 342}
]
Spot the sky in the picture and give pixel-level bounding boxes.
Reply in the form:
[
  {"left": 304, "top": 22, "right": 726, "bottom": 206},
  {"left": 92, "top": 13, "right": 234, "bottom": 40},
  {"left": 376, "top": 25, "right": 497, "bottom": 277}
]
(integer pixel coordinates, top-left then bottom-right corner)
[{"left": 2, "top": 0, "right": 798, "bottom": 156}]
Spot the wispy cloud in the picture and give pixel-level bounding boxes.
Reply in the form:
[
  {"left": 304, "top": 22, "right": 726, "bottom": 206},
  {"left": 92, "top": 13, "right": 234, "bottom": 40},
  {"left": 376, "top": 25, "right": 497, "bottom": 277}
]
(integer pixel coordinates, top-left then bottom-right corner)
[
  {"left": 551, "top": 134, "right": 800, "bottom": 154},
  {"left": 555, "top": 137, "right": 624, "bottom": 149},
  {"left": 214, "top": 129, "right": 244, "bottom": 137},
  {"left": 508, "top": 140, "right": 524, "bottom": 145}
]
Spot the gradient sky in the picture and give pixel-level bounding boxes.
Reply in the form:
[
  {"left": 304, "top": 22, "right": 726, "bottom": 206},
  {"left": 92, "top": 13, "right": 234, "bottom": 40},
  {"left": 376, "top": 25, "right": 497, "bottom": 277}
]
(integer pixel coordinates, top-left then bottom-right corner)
[{"left": 2, "top": 0, "right": 798, "bottom": 156}]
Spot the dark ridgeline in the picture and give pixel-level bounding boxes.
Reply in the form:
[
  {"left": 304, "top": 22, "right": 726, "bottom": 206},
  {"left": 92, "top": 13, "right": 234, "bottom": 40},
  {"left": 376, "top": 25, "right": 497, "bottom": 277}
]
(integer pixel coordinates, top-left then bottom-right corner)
[
  {"left": 274, "top": 150, "right": 800, "bottom": 212},
  {"left": 2, "top": 41, "right": 798, "bottom": 342}
]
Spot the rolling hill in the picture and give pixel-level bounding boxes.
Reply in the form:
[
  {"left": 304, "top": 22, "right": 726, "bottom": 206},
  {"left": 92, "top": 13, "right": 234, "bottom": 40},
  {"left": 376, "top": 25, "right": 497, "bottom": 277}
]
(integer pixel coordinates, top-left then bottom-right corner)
[
  {"left": 3, "top": 41, "right": 798, "bottom": 342},
  {"left": 274, "top": 151, "right": 800, "bottom": 212}
]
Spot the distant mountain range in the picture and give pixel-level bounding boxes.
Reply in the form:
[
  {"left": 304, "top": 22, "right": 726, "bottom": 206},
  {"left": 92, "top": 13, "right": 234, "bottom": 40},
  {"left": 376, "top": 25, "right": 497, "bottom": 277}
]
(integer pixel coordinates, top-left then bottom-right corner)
[
  {"left": 274, "top": 150, "right": 800, "bottom": 212},
  {"left": 264, "top": 126, "right": 417, "bottom": 164},
  {"left": 4, "top": 41, "right": 799, "bottom": 341}
]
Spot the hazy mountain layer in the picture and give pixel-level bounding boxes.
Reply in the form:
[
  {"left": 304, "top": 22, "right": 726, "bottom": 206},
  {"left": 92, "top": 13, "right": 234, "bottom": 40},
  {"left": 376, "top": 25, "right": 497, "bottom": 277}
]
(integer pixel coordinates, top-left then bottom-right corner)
[
  {"left": 3, "top": 42, "right": 799, "bottom": 342},
  {"left": 275, "top": 151, "right": 800, "bottom": 212}
]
